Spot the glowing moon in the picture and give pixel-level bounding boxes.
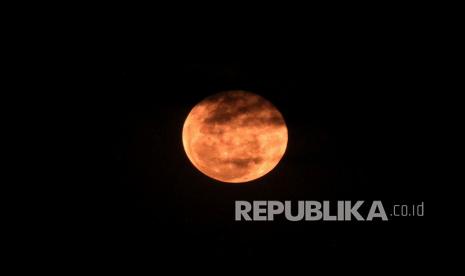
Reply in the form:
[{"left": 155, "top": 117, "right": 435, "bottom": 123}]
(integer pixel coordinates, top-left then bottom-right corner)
[{"left": 182, "top": 90, "right": 288, "bottom": 183}]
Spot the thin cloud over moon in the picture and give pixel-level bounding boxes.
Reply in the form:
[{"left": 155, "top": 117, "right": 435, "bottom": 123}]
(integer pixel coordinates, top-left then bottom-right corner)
[{"left": 182, "top": 90, "right": 288, "bottom": 183}]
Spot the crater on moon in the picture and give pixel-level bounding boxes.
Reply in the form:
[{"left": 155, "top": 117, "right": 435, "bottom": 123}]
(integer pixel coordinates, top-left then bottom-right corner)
[{"left": 182, "top": 90, "right": 288, "bottom": 183}]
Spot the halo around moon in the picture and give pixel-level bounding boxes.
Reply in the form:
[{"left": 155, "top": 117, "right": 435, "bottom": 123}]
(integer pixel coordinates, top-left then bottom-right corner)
[{"left": 182, "top": 90, "right": 288, "bottom": 183}]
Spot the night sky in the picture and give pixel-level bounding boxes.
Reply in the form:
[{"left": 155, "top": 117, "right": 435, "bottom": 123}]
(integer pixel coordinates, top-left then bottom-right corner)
[{"left": 79, "top": 61, "right": 433, "bottom": 265}]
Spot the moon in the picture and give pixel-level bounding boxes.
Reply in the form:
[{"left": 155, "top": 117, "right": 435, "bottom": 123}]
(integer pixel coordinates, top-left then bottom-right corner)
[{"left": 182, "top": 90, "right": 288, "bottom": 183}]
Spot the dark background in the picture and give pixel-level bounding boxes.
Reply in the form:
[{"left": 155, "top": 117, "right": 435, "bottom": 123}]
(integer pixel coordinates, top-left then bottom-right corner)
[{"left": 77, "top": 59, "right": 435, "bottom": 266}]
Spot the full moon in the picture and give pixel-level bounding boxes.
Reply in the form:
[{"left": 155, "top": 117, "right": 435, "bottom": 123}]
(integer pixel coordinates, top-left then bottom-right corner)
[{"left": 182, "top": 90, "right": 288, "bottom": 183}]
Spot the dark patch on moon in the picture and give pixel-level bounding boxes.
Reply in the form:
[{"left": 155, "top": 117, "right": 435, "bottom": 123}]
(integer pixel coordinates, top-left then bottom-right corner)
[
  {"left": 224, "top": 156, "right": 264, "bottom": 168},
  {"left": 203, "top": 91, "right": 285, "bottom": 127}
]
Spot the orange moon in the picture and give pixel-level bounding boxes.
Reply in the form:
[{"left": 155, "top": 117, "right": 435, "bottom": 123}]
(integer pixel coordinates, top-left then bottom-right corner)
[{"left": 182, "top": 90, "right": 288, "bottom": 183}]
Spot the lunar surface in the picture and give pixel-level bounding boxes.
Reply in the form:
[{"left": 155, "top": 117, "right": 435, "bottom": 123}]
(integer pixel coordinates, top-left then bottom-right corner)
[{"left": 182, "top": 90, "right": 288, "bottom": 183}]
